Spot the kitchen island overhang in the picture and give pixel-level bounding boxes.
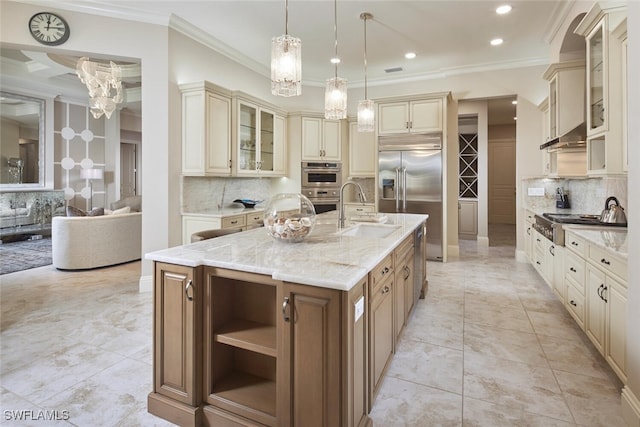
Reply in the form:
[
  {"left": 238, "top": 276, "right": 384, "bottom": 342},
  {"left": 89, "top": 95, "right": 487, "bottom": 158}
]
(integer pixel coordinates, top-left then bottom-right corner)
[{"left": 146, "top": 212, "right": 427, "bottom": 427}]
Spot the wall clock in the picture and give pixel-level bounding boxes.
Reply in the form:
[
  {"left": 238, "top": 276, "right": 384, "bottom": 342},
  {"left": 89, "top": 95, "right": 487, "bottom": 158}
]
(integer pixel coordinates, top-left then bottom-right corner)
[{"left": 28, "top": 12, "right": 70, "bottom": 46}]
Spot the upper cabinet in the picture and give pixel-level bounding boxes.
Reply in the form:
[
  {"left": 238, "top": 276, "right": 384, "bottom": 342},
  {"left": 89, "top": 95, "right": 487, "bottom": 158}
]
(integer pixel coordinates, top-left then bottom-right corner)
[
  {"left": 575, "top": 3, "right": 627, "bottom": 176},
  {"left": 377, "top": 98, "right": 443, "bottom": 135},
  {"left": 234, "top": 96, "right": 287, "bottom": 177},
  {"left": 180, "top": 81, "right": 233, "bottom": 176},
  {"left": 301, "top": 116, "right": 343, "bottom": 161},
  {"left": 348, "top": 120, "right": 376, "bottom": 177},
  {"left": 542, "top": 61, "right": 585, "bottom": 140},
  {"left": 180, "top": 81, "right": 287, "bottom": 178}
]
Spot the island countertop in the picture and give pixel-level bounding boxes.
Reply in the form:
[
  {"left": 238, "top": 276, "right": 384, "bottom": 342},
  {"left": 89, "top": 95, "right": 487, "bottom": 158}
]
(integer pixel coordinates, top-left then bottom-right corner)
[{"left": 146, "top": 212, "right": 428, "bottom": 291}]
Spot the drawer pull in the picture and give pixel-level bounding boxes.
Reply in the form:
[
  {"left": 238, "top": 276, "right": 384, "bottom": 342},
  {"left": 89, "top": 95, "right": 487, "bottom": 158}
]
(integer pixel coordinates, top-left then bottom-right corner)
[
  {"left": 536, "top": 261, "right": 541, "bottom": 265},
  {"left": 536, "top": 238, "right": 541, "bottom": 242},
  {"left": 600, "top": 258, "right": 610, "bottom": 266},
  {"left": 381, "top": 267, "right": 390, "bottom": 275},
  {"left": 571, "top": 241, "right": 579, "bottom": 246},
  {"left": 282, "top": 297, "right": 290, "bottom": 322},
  {"left": 185, "top": 280, "right": 194, "bottom": 301},
  {"left": 569, "top": 267, "right": 577, "bottom": 273},
  {"left": 230, "top": 220, "right": 238, "bottom": 224},
  {"left": 569, "top": 300, "right": 577, "bottom": 307},
  {"left": 382, "top": 286, "right": 390, "bottom": 294}
]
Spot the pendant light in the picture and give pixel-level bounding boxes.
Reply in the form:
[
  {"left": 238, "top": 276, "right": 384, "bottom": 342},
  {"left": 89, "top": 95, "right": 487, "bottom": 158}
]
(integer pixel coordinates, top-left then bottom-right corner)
[
  {"left": 324, "top": 0, "right": 347, "bottom": 120},
  {"left": 357, "top": 12, "right": 375, "bottom": 132},
  {"left": 271, "top": 0, "right": 302, "bottom": 97}
]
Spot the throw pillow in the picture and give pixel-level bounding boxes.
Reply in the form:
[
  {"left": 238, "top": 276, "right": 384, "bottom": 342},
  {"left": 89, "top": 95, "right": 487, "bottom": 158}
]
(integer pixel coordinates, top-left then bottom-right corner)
[
  {"left": 66, "top": 206, "right": 87, "bottom": 217},
  {"left": 110, "top": 195, "right": 142, "bottom": 212},
  {"left": 111, "top": 206, "right": 131, "bottom": 215},
  {"left": 87, "top": 207, "right": 104, "bottom": 216}
]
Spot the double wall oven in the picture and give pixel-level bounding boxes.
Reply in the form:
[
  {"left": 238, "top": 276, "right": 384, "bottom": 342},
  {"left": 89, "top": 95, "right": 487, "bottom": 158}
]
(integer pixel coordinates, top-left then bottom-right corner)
[{"left": 301, "top": 162, "right": 342, "bottom": 214}]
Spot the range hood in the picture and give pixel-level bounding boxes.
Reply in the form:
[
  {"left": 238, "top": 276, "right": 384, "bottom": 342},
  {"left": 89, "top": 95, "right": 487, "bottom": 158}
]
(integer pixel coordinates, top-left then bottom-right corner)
[{"left": 540, "top": 122, "right": 587, "bottom": 150}]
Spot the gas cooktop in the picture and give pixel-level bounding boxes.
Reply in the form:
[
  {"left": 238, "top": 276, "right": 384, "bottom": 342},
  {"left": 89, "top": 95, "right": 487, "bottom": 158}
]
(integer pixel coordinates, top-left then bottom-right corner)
[{"left": 542, "top": 213, "right": 626, "bottom": 227}]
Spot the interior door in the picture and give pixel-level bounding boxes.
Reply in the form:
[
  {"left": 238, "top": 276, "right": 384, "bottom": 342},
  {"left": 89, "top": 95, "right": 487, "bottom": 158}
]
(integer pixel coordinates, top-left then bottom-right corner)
[
  {"left": 488, "top": 141, "right": 516, "bottom": 224},
  {"left": 120, "top": 142, "right": 137, "bottom": 198}
]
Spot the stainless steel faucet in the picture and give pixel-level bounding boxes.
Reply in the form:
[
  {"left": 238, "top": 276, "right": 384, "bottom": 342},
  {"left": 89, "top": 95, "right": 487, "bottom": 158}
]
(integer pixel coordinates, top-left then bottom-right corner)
[{"left": 339, "top": 181, "right": 367, "bottom": 228}]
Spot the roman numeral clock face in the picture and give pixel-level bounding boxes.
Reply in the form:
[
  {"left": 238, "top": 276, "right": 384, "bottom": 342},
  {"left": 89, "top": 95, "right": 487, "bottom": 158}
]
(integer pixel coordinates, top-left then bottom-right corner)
[{"left": 28, "top": 12, "right": 70, "bottom": 46}]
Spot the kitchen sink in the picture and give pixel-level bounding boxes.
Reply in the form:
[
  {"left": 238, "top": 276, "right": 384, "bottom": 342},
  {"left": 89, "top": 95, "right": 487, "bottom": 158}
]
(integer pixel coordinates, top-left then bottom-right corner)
[{"left": 338, "top": 223, "right": 401, "bottom": 239}]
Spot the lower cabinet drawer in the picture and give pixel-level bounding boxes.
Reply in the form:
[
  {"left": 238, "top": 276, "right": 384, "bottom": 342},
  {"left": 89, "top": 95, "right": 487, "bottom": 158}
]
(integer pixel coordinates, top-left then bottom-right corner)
[
  {"left": 370, "top": 254, "right": 394, "bottom": 294},
  {"left": 565, "top": 232, "right": 587, "bottom": 257},
  {"left": 565, "top": 250, "right": 585, "bottom": 291},
  {"left": 222, "top": 214, "right": 246, "bottom": 229},
  {"left": 588, "top": 245, "right": 627, "bottom": 282},
  {"left": 565, "top": 278, "right": 585, "bottom": 330}
]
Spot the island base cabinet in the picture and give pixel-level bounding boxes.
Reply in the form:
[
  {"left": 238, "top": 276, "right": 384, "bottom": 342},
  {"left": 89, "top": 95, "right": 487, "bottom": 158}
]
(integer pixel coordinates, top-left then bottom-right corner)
[
  {"left": 149, "top": 263, "right": 203, "bottom": 426},
  {"left": 369, "top": 275, "right": 394, "bottom": 407},
  {"left": 280, "top": 282, "right": 342, "bottom": 427}
]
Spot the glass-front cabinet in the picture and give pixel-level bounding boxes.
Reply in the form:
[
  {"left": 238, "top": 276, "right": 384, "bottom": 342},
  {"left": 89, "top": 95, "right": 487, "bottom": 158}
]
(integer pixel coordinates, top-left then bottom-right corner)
[
  {"left": 235, "top": 99, "right": 286, "bottom": 177},
  {"left": 576, "top": 3, "right": 627, "bottom": 176},
  {"left": 586, "top": 19, "right": 606, "bottom": 135}
]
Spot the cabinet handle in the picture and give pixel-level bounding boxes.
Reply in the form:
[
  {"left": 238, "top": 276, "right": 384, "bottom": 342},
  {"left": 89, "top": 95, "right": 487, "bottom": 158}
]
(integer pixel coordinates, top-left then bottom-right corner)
[
  {"left": 600, "top": 258, "right": 611, "bottom": 266},
  {"left": 549, "top": 245, "right": 555, "bottom": 256},
  {"left": 569, "top": 300, "right": 577, "bottom": 307},
  {"left": 230, "top": 220, "right": 238, "bottom": 224},
  {"left": 537, "top": 238, "right": 541, "bottom": 242},
  {"left": 536, "top": 261, "right": 541, "bottom": 265},
  {"left": 228, "top": 159, "right": 232, "bottom": 168},
  {"left": 282, "top": 297, "right": 290, "bottom": 322},
  {"left": 404, "top": 265, "right": 411, "bottom": 280},
  {"left": 405, "top": 121, "right": 409, "bottom": 129},
  {"left": 381, "top": 267, "right": 389, "bottom": 275},
  {"left": 602, "top": 286, "right": 608, "bottom": 303},
  {"left": 527, "top": 228, "right": 530, "bottom": 235},
  {"left": 184, "top": 280, "right": 194, "bottom": 301},
  {"left": 571, "top": 241, "right": 578, "bottom": 246},
  {"left": 569, "top": 267, "right": 577, "bottom": 273},
  {"left": 409, "top": 121, "right": 412, "bottom": 129},
  {"left": 382, "top": 286, "right": 390, "bottom": 294}
]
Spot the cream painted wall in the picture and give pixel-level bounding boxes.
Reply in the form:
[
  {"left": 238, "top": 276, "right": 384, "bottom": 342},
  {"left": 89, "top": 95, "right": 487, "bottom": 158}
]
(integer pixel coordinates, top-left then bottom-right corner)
[{"left": 623, "top": 1, "right": 639, "bottom": 422}]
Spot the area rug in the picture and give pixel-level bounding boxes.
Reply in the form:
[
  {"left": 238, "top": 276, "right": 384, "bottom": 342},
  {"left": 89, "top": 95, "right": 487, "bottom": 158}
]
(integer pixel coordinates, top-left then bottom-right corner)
[{"left": 0, "top": 237, "right": 52, "bottom": 275}]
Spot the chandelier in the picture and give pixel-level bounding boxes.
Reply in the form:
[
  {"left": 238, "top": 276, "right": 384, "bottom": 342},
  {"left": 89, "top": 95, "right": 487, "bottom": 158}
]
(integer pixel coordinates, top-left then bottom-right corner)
[
  {"left": 271, "top": 0, "right": 302, "bottom": 97},
  {"left": 357, "top": 12, "right": 375, "bottom": 132},
  {"left": 76, "top": 57, "right": 124, "bottom": 119},
  {"left": 324, "top": 0, "right": 347, "bottom": 120}
]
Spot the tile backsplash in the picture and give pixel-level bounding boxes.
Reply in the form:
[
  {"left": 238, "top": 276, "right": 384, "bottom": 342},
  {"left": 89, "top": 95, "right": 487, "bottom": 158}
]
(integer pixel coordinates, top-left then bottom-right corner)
[{"left": 522, "top": 176, "right": 628, "bottom": 216}]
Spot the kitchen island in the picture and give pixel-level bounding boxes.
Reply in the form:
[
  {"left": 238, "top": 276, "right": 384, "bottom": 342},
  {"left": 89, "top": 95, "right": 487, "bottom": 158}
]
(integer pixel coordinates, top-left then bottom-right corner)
[{"left": 146, "top": 212, "right": 427, "bottom": 427}]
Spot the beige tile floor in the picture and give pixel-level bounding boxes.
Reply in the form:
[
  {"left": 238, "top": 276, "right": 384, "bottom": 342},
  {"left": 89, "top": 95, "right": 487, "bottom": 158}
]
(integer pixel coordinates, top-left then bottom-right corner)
[{"left": 0, "top": 226, "right": 626, "bottom": 426}]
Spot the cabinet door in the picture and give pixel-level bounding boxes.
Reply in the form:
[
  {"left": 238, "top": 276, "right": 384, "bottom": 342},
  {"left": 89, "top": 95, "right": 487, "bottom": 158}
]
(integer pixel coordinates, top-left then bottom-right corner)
[
  {"left": 378, "top": 102, "right": 409, "bottom": 135},
  {"left": 348, "top": 121, "right": 376, "bottom": 177},
  {"left": 323, "top": 120, "right": 342, "bottom": 161},
  {"left": 586, "top": 19, "right": 606, "bottom": 135},
  {"left": 153, "top": 263, "right": 201, "bottom": 405},
  {"left": 369, "top": 276, "right": 394, "bottom": 404},
  {"left": 302, "top": 117, "right": 323, "bottom": 160},
  {"left": 606, "top": 278, "right": 626, "bottom": 381},
  {"left": 585, "top": 265, "right": 606, "bottom": 355},
  {"left": 271, "top": 114, "right": 287, "bottom": 176},
  {"left": 182, "top": 216, "right": 221, "bottom": 245},
  {"left": 205, "top": 92, "right": 232, "bottom": 175},
  {"left": 258, "top": 108, "right": 275, "bottom": 174},
  {"left": 280, "top": 283, "right": 341, "bottom": 427},
  {"left": 410, "top": 99, "right": 442, "bottom": 133},
  {"left": 458, "top": 200, "right": 478, "bottom": 236},
  {"left": 237, "top": 102, "right": 258, "bottom": 173},
  {"left": 394, "top": 262, "right": 406, "bottom": 340}
]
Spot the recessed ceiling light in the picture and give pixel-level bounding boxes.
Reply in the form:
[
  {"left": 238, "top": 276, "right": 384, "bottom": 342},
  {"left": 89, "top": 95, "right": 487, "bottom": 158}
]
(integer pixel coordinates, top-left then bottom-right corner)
[
  {"left": 512, "top": 100, "right": 518, "bottom": 105},
  {"left": 513, "top": 116, "right": 517, "bottom": 120},
  {"left": 405, "top": 52, "right": 416, "bottom": 59},
  {"left": 490, "top": 38, "right": 504, "bottom": 46},
  {"left": 496, "top": 5, "right": 512, "bottom": 15},
  {"left": 330, "top": 57, "right": 340, "bottom": 64}
]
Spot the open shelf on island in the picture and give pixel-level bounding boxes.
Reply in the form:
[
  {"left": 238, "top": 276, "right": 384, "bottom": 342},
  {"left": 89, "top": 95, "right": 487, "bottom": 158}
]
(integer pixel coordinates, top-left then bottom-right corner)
[
  {"left": 212, "top": 370, "right": 276, "bottom": 417},
  {"left": 214, "top": 319, "right": 276, "bottom": 357}
]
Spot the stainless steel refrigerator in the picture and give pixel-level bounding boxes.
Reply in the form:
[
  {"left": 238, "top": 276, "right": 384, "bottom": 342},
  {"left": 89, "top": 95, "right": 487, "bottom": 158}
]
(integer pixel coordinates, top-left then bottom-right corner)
[{"left": 378, "top": 134, "right": 443, "bottom": 261}]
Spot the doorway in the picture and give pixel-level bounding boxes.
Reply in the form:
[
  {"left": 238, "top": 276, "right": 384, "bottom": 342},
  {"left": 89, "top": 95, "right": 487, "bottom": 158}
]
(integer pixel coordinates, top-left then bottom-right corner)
[{"left": 120, "top": 141, "right": 139, "bottom": 198}]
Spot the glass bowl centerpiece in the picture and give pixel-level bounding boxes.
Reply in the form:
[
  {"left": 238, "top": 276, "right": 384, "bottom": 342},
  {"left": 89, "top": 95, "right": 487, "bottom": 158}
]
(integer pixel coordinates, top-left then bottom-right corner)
[{"left": 264, "top": 193, "right": 316, "bottom": 242}]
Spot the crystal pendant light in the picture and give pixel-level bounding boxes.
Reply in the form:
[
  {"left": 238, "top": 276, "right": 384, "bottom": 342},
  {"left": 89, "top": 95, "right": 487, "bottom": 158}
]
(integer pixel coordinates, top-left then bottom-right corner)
[
  {"left": 271, "top": 0, "right": 302, "bottom": 97},
  {"left": 324, "top": 0, "right": 347, "bottom": 120},
  {"left": 357, "top": 13, "right": 375, "bottom": 132}
]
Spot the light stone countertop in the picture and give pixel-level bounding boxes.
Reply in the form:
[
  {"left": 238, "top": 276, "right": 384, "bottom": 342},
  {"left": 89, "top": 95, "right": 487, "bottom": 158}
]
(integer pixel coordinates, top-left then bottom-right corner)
[
  {"left": 563, "top": 225, "right": 628, "bottom": 259},
  {"left": 146, "top": 212, "right": 428, "bottom": 291}
]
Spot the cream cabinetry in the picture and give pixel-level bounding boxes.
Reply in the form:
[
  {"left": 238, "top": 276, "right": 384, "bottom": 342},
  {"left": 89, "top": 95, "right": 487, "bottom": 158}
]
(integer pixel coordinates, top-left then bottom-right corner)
[
  {"left": 302, "top": 117, "right": 343, "bottom": 161},
  {"left": 524, "top": 210, "right": 535, "bottom": 261},
  {"left": 543, "top": 61, "right": 585, "bottom": 141},
  {"left": 182, "top": 211, "right": 263, "bottom": 244},
  {"left": 234, "top": 97, "right": 286, "bottom": 177},
  {"left": 377, "top": 97, "right": 444, "bottom": 135},
  {"left": 575, "top": 4, "right": 627, "bottom": 176},
  {"left": 348, "top": 120, "right": 376, "bottom": 177},
  {"left": 458, "top": 200, "right": 477, "bottom": 238},
  {"left": 564, "top": 229, "right": 627, "bottom": 382},
  {"left": 180, "top": 82, "right": 233, "bottom": 176},
  {"left": 531, "top": 229, "right": 563, "bottom": 299},
  {"left": 343, "top": 203, "right": 375, "bottom": 219}
]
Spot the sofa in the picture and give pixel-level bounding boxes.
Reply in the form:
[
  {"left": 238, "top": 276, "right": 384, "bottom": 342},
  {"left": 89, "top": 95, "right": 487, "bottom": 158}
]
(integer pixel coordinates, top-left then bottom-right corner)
[
  {"left": 52, "top": 212, "right": 142, "bottom": 270},
  {"left": 0, "top": 197, "right": 34, "bottom": 228}
]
